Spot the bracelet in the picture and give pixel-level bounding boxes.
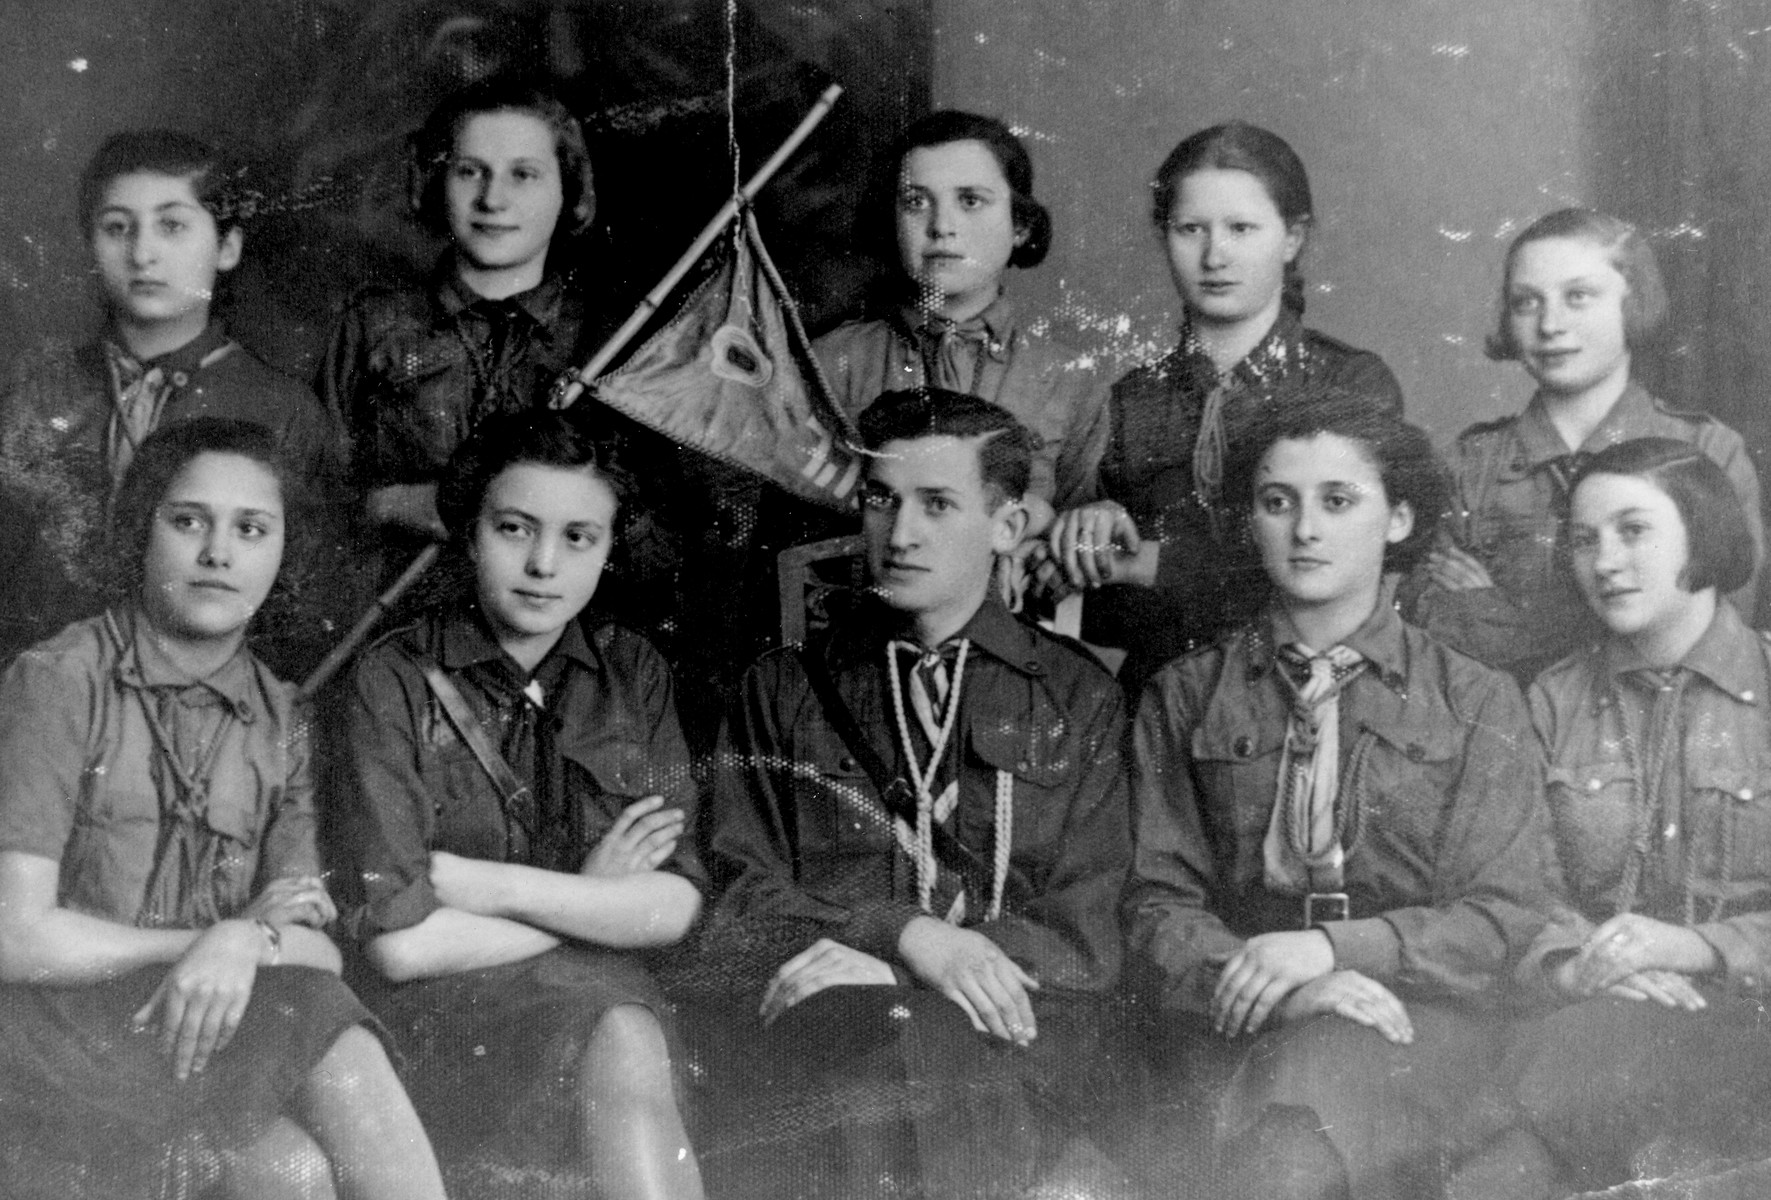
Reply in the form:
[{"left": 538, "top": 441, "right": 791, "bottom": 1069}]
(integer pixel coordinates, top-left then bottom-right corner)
[{"left": 254, "top": 918, "right": 282, "bottom": 966}]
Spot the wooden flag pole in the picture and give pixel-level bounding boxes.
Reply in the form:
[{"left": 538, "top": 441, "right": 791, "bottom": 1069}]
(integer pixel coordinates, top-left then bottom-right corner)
[
  {"left": 298, "top": 82, "right": 843, "bottom": 700},
  {"left": 549, "top": 81, "right": 843, "bottom": 409}
]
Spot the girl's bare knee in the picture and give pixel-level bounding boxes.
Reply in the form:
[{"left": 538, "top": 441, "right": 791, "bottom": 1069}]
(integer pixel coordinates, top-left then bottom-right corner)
[
  {"left": 222, "top": 1116, "right": 337, "bottom": 1200},
  {"left": 584, "top": 1004, "right": 675, "bottom": 1095}
]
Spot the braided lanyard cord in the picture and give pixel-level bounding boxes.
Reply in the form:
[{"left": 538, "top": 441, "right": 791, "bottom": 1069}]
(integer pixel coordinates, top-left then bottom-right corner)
[
  {"left": 1609, "top": 670, "right": 1697, "bottom": 921},
  {"left": 885, "top": 641, "right": 1017, "bottom": 922},
  {"left": 135, "top": 688, "right": 239, "bottom": 928}
]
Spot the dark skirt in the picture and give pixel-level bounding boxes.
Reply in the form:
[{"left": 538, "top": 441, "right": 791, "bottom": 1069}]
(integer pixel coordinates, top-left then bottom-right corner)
[
  {"left": 0, "top": 964, "right": 374, "bottom": 1200},
  {"left": 1139, "top": 1000, "right": 1509, "bottom": 1200},
  {"left": 1506, "top": 993, "right": 1771, "bottom": 1190},
  {"left": 690, "top": 983, "right": 1117, "bottom": 1200},
  {"left": 363, "top": 944, "right": 672, "bottom": 1165}
]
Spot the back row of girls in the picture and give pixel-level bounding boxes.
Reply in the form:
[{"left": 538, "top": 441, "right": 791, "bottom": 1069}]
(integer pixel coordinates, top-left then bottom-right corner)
[{"left": 1, "top": 74, "right": 1758, "bottom": 712}]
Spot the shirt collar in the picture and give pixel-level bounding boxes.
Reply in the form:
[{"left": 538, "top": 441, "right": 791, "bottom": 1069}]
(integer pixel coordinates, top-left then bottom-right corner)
[
  {"left": 438, "top": 602, "right": 598, "bottom": 677},
  {"left": 894, "top": 292, "right": 1015, "bottom": 359},
  {"left": 1515, "top": 379, "right": 1658, "bottom": 467},
  {"left": 833, "top": 592, "right": 1044, "bottom": 678},
  {"left": 434, "top": 267, "right": 565, "bottom": 328},
  {"left": 1250, "top": 587, "right": 1410, "bottom": 694},
  {"left": 104, "top": 322, "right": 235, "bottom": 379},
  {"left": 1170, "top": 305, "right": 1306, "bottom": 390},
  {"left": 108, "top": 608, "right": 259, "bottom": 720},
  {"left": 1602, "top": 600, "right": 1763, "bottom": 705}
]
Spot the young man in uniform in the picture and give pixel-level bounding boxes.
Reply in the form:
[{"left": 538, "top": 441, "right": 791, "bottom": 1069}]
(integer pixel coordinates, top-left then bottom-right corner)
[{"left": 708, "top": 388, "right": 1131, "bottom": 1198}]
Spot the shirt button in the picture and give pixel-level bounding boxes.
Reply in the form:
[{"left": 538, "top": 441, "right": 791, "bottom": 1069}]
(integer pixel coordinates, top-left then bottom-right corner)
[
  {"left": 838, "top": 756, "right": 857, "bottom": 772},
  {"left": 1664, "top": 822, "right": 1679, "bottom": 840},
  {"left": 1232, "top": 735, "right": 1254, "bottom": 758},
  {"left": 1740, "top": 789, "right": 1755, "bottom": 802},
  {"left": 1588, "top": 778, "right": 1603, "bottom": 791}
]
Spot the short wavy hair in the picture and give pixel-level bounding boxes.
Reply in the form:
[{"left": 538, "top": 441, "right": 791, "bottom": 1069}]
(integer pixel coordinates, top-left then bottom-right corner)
[
  {"left": 1486, "top": 208, "right": 1669, "bottom": 361},
  {"left": 857, "top": 387, "right": 1038, "bottom": 508},
  {"left": 1223, "top": 383, "right": 1449, "bottom": 576},
  {"left": 1571, "top": 437, "right": 1755, "bottom": 595},
  {"left": 410, "top": 77, "right": 596, "bottom": 245},
  {"left": 78, "top": 129, "right": 244, "bottom": 237},
  {"left": 106, "top": 417, "right": 313, "bottom": 619},
  {"left": 436, "top": 407, "right": 632, "bottom": 544},
  {"left": 863, "top": 109, "right": 1053, "bottom": 274}
]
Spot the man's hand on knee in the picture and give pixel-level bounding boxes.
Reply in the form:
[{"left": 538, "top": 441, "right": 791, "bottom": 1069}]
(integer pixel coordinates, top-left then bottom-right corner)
[{"left": 759, "top": 938, "right": 896, "bottom": 1025}]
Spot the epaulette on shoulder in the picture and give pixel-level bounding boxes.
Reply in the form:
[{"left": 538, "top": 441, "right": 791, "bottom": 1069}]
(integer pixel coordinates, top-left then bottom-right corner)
[
  {"left": 1536, "top": 640, "right": 1604, "bottom": 685},
  {"left": 1646, "top": 392, "right": 1717, "bottom": 425},
  {"left": 1455, "top": 413, "right": 1517, "bottom": 445},
  {"left": 1300, "top": 327, "right": 1367, "bottom": 357},
  {"left": 362, "top": 615, "right": 424, "bottom": 658},
  {"left": 345, "top": 279, "right": 431, "bottom": 321},
  {"left": 1025, "top": 618, "right": 1116, "bottom": 683},
  {"left": 589, "top": 619, "right": 668, "bottom": 662}
]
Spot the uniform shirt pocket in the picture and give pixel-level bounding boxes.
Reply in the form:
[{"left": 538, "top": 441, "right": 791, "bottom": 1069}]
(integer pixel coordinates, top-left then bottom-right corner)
[
  {"left": 62, "top": 775, "right": 161, "bottom": 922},
  {"left": 965, "top": 719, "right": 1073, "bottom": 862},
  {"left": 202, "top": 792, "right": 263, "bottom": 915},
  {"left": 575, "top": 735, "right": 659, "bottom": 802},
  {"left": 1338, "top": 720, "right": 1462, "bottom": 887},
  {"left": 1190, "top": 721, "right": 1286, "bottom": 855},
  {"left": 1545, "top": 760, "right": 1638, "bottom": 898},
  {"left": 790, "top": 737, "right": 893, "bottom": 855},
  {"left": 1686, "top": 760, "right": 1771, "bottom": 892}
]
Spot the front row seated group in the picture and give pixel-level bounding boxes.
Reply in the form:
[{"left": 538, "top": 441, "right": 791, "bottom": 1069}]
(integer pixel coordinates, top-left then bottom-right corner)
[{"left": 1, "top": 383, "right": 1765, "bottom": 1200}]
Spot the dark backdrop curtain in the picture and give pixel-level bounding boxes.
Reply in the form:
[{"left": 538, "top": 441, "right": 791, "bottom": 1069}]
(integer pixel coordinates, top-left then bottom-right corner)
[{"left": 1590, "top": 0, "right": 1771, "bottom": 550}]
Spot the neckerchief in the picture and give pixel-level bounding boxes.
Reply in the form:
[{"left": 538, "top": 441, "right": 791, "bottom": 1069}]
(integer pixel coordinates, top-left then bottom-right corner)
[{"left": 1263, "top": 642, "right": 1367, "bottom": 893}]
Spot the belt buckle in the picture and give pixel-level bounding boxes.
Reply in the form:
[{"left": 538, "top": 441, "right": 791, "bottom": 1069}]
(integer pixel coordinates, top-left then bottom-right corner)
[{"left": 1304, "top": 892, "right": 1349, "bottom": 926}]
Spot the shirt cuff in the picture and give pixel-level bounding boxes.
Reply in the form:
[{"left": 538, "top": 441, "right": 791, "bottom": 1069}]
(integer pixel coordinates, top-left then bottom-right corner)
[
  {"left": 844, "top": 900, "right": 926, "bottom": 963},
  {"left": 353, "top": 878, "right": 440, "bottom": 942},
  {"left": 1320, "top": 917, "right": 1402, "bottom": 980},
  {"left": 1693, "top": 922, "right": 1771, "bottom": 991}
]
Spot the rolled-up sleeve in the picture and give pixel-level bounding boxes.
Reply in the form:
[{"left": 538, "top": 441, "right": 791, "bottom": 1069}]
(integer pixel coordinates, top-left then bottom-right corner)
[
  {"left": 335, "top": 653, "right": 441, "bottom": 940},
  {"left": 0, "top": 646, "right": 93, "bottom": 862},
  {"left": 256, "top": 700, "right": 322, "bottom": 884}
]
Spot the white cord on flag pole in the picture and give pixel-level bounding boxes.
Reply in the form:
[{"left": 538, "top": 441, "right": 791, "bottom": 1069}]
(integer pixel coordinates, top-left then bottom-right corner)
[{"left": 726, "top": 0, "right": 742, "bottom": 205}]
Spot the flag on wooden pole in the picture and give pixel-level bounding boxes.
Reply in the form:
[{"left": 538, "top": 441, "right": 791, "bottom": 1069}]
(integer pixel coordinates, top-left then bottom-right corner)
[{"left": 594, "top": 210, "right": 862, "bottom": 510}]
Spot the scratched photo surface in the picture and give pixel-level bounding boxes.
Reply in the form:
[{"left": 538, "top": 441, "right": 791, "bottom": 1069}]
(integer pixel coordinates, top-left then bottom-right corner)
[{"left": 3, "top": 1, "right": 1771, "bottom": 1197}]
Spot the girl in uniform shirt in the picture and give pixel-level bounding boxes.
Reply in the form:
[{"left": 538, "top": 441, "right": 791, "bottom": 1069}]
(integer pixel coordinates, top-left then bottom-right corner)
[
  {"left": 1408, "top": 209, "right": 1763, "bottom": 683},
  {"left": 1123, "top": 391, "right": 1553, "bottom": 1200},
  {"left": 0, "top": 418, "right": 444, "bottom": 1200},
  {"left": 321, "top": 77, "right": 599, "bottom": 551},
  {"left": 1470, "top": 438, "right": 1771, "bottom": 1195},
  {"left": 336, "top": 408, "right": 705, "bottom": 1200},
  {"left": 1047, "top": 122, "right": 1403, "bottom": 691},
  {"left": 813, "top": 109, "right": 1109, "bottom": 530}
]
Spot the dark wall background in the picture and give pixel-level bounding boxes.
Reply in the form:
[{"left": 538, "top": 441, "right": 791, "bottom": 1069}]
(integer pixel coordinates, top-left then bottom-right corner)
[{"left": 0, "top": 0, "right": 932, "bottom": 381}]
